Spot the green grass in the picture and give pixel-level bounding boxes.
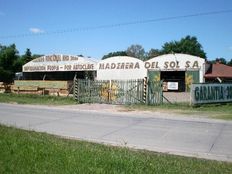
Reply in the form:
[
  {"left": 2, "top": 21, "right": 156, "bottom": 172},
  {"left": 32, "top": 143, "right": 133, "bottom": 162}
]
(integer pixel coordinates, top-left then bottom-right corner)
[
  {"left": 125, "top": 103, "right": 232, "bottom": 120},
  {"left": 0, "top": 93, "right": 76, "bottom": 105},
  {"left": 0, "top": 125, "right": 231, "bottom": 174}
]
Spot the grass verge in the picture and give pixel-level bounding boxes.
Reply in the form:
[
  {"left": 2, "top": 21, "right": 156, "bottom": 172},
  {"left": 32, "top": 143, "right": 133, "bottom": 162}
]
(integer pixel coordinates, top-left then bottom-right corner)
[
  {"left": 125, "top": 103, "right": 232, "bottom": 120},
  {"left": 0, "top": 93, "right": 76, "bottom": 105},
  {"left": 0, "top": 124, "right": 231, "bottom": 174}
]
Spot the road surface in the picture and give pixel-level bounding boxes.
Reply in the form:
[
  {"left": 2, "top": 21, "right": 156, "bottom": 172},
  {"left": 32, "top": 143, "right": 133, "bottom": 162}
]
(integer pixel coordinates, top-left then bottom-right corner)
[{"left": 0, "top": 103, "right": 232, "bottom": 162}]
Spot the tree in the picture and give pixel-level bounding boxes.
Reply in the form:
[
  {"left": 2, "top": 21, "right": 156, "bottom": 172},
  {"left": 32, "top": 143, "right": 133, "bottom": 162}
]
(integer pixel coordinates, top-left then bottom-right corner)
[
  {"left": 227, "top": 59, "right": 232, "bottom": 66},
  {"left": 147, "top": 48, "right": 161, "bottom": 59},
  {"left": 13, "top": 57, "right": 24, "bottom": 73},
  {"left": 102, "top": 51, "right": 127, "bottom": 60},
  {"left": 0, "top": 44, "right": 19, "bottom": 83},
  {"left": 161, "top": 35, "right": 207, "bottom": 58},
  {"left": 32, "top": 54, "right": 43, "bottom": 60},
  {"left": 126, "top": 44, "right": 145, "bottom": 60},
  {"left": 22, "top": 48, "right": 32, "bottom": 63},
  {"left": 208, "top": 58, "right": 227, "bottom": 65},
  {"left": 216, "top": 58, "right": 227, "bottom": 64}
]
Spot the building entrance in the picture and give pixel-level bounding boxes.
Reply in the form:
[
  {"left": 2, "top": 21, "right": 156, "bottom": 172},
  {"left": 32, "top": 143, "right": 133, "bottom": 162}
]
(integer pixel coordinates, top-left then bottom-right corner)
[{"left": 161, "top": 71, "right": 185, "bottom": 92}]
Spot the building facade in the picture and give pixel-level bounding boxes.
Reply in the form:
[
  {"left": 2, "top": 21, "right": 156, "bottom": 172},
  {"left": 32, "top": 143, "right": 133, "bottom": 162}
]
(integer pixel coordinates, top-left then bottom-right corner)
[
  {"left": 22, "top": 53, "right": 206, "bottom": 92},
  {"left": 145, "top": 54, "right": 205, "bottom": 91},
  {"left": 23, "top": 54, "right": 97, "bottom": 80}
]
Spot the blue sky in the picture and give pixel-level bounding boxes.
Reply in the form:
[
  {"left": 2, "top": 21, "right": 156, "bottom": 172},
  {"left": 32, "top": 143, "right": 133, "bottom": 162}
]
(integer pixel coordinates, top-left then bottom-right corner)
[{"left": 0, "top": 0, "right": 232, "bottom": 60}]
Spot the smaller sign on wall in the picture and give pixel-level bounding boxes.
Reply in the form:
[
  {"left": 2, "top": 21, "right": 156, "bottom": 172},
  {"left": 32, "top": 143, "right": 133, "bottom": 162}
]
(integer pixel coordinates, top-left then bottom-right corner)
[
  {"left": 191, "top": 83, "right": 232, "bottom": 104},
  {"left": 167, "top": 82, "right": 178, "bottom": 90}
]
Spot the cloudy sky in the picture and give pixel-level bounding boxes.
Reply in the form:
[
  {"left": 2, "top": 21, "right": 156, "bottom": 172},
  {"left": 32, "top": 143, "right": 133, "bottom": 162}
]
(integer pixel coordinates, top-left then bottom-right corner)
[{"left": 0, "top": 0, "right": 232, "bottom": 60}]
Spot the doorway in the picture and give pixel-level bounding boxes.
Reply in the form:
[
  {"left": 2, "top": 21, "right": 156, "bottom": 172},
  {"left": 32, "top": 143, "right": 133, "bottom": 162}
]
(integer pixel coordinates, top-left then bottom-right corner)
[{"left": 161, "top": 71, "right": 185, "bottom": 92}]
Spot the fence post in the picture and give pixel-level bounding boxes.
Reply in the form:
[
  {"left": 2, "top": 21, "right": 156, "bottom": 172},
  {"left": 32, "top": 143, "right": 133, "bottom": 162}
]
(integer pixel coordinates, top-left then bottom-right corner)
[
  {"left": 143, "top": 77, "right": 147, "bottom": 104},
  {"left": 108, "top": 80, "right": 112, "bottom": 103},
  {"left": 74, "top": 78, "right": 79, "bottom": 101},
  {"left": 159, "top": 80, "right": 163, "bottom": 104}
]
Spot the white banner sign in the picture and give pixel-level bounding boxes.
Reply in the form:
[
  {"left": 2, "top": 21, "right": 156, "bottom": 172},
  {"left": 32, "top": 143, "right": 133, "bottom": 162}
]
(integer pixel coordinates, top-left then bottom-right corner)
[
  {"left": 23, "top": 55, "right": 97, "bottom": 72},
  {"left": 191, "top": 83, "right": 232, "bottom": 104},
  {"left": 167, "top": 82, "right": 178, "bottom": 90}
]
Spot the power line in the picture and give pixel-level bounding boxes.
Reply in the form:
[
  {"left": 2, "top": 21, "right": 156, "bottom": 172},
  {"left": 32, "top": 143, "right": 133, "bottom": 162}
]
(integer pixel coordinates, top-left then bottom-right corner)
[{"left": 1, "top": 9, "right": 232, "bottom": 39}]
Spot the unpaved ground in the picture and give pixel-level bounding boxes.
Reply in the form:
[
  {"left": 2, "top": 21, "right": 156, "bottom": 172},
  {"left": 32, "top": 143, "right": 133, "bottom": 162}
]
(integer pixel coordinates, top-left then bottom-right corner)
[
  {"left": 56, "top": 103, "right": 216, "bottom": 122},
  {"left": 60, "top": 103, "right": 122, "bottom": 112}
]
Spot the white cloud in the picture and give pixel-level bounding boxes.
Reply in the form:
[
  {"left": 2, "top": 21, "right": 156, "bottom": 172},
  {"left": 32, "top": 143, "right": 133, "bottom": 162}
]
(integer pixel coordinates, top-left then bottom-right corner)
[{"left": 29, "top": 28, "right": 45, "bottom": 34}]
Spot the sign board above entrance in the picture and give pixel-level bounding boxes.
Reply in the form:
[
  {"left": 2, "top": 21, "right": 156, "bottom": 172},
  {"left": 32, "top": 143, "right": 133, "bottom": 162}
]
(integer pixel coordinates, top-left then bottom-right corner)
[
  {"left": 145, "top": 54, "right": 205, "bottom": 71},
  {"left": 23, "top": 55, "right": 97, "bottom": 72},
  {"left": 97, "top": 56, "right": 147, "bottom": 80}
]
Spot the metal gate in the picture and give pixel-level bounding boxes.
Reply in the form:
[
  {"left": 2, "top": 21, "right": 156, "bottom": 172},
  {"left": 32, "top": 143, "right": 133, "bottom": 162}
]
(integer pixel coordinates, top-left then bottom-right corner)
[{"left": 74, "top": 79, "right": 146, "bottom": 104}]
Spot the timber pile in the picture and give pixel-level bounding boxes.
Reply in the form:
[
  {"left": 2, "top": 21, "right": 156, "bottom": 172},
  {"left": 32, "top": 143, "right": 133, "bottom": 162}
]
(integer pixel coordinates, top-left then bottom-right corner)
[
  {"left": 0, "top": 82, "right": 5, "bottom": 93},
  {"left": 0, "top": 82, "right": 11, "bottom": 93},
  {"left": 11, "top": 80, "right": 73, "bottom": 96}
]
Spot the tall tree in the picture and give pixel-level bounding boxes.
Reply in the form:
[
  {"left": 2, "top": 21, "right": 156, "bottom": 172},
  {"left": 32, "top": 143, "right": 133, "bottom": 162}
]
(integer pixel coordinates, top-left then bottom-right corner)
[
  {"left": 227, "top": 59, "right": 232, "bottom": 66},
  {"left": 126, "top": 44, "right": 145, "bottom": 60},
  {"left": 161, "top": 35, "right": 207, "bottom": 58},
  {"left": 208, "top": 58, "right": 227, "bottom": 65},
  {"left": 102, "top": 51, "right": 127, "bottom": 60},
  {"left": 22, "top": 48, "right": 32, "bottom": 63},
  {"left": 216, "top": 58, "right": 227, "bottom": 64},
  {"left": 147, "top": 48, "right": 161, "bottom": 59},
  {"left": 0, "top": 44, "right": 19, "bottom": 83},
  {"left": 32, "top": 54, "right": 43, "bottom": 60}
]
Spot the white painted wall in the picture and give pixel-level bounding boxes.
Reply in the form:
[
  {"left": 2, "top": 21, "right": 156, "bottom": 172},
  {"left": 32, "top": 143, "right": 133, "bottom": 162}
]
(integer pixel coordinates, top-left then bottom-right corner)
[
  {"left": 145, "top": 54, "right": 205, "bottom": 82},
  {"left": 23, "top": 54, "right": 206, "bottom": 82},
  {"left": 97, "top": 56, "right": 147, "bottom": 80}
]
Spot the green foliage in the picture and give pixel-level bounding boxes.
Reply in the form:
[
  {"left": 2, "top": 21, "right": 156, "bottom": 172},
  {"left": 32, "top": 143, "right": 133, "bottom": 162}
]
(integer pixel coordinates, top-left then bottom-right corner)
[
  {"left": 22, "top": 48, "right": 32, "bottom": 63},
  {"left": 0, "top": 44, "right": 20, "bottom": 83},
  {"left": 161, "top": 35, "right": 207, "bottom": 58},
  {"left": 147, "top": 48, "right": 161, "bottom": 59},
  {"left": 102, "top": 36, "right": 207, "bottom": 61},
  {"left": 102, "top": 51, "right": 128, "bottom": 60},
  {"left": 32, "top": 54, "right": 44, "bottom": 60},
  {"left": 1, "top": 125, "right": 231, "bottom": 174},
  {"left": 126, "top": 44, "right": 146, "bottom": 60},
  {"left": 0, "top": 67, "right": 14, "bottom": 83},
  {"left": 0, "top": 43, "right": 43, "bottom": 83},
  {"left": 208, "top": 58, "right": 232, "bottom": 66},
  {"left": 0, "top": 44, "right": 19, "bottom": 69},
  {"left": 227, "top": 59, "right": 232, "bottom": 66}
]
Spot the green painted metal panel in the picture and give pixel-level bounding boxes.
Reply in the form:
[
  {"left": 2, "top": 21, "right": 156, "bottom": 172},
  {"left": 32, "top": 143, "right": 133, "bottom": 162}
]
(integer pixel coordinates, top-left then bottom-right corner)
[
  {"left": 147, "top": 80, "right": 163, "bottom": 105},
  {"left": 148, "top": 71, "right": 160, "bottom": 82},
  {"left": 185, "top": 71, "right": 199, "bottom": 91},
  {"left": 147, "top": 71, "right": 163, "bottom": 105}
]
